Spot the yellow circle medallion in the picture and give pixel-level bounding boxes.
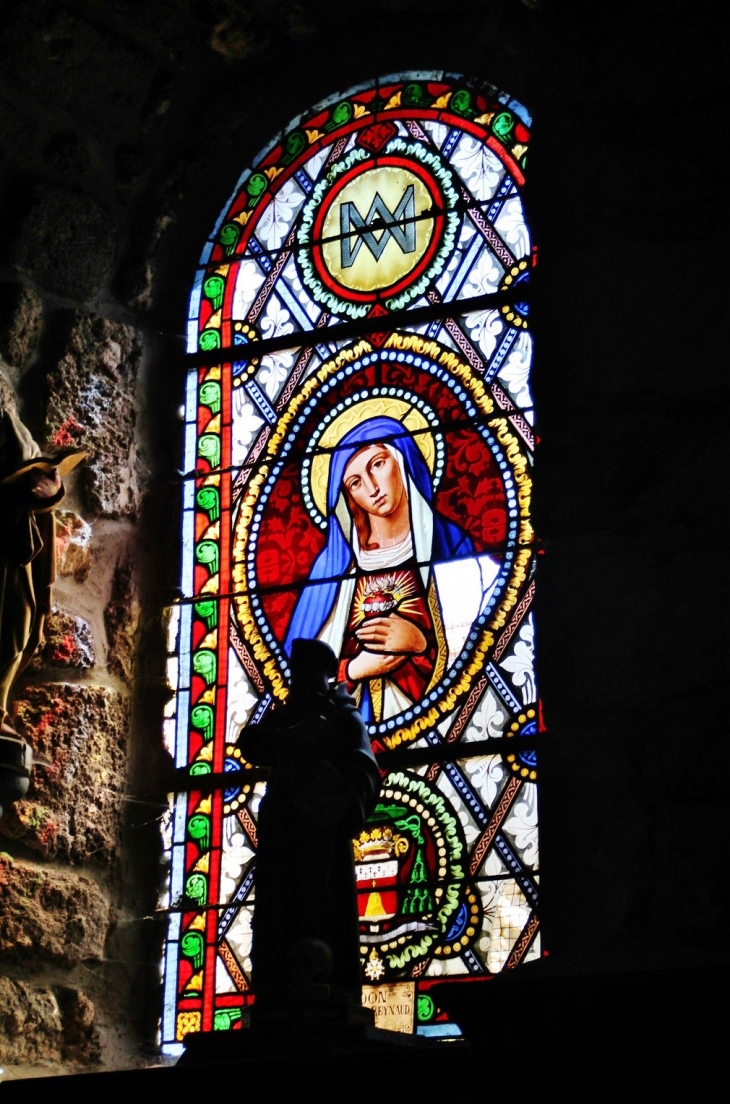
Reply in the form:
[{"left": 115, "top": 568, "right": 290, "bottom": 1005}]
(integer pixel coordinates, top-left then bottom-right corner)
[{"left": 320, "top": 165, "right": 436, "bottom": 295}]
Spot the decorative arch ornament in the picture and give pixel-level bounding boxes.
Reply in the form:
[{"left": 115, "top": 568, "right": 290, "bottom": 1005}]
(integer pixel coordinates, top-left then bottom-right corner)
[{"left": 163, "top": 72, "right": 540, "bottom": 1051}]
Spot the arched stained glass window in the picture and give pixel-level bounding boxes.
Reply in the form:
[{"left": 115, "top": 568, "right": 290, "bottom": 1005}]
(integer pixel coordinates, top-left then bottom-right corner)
[{"left": 162, "top": 71, "right": 539, "bottom": 1051}]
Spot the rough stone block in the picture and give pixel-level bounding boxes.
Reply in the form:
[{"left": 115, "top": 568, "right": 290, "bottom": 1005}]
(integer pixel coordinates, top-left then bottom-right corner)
[
  {"left": 1, "top": 684, "right": 129, "bottom": 863},
  {"left": 0, "top": 283, "right": 44, "bottom": 369},
  {"left": 45, "top": 314, "right": 142, "bottom": 517},
  {"left": 0, "top": 978, "right": 99, "bottom": 1065},
  {"left": 12, "top": 185, "right": 117, "bottom": 300},
  {"left": 27, "top": 608, "right": 95, "bottom": 671},
  {"left": 0, "top": 855, "right": 109, "bottom": 967},
  {"left": 104, "top": 561, "right": 139, "bottom": 682},
  {"left": 54, "top": 509, "right": 93, "bottom": 582}
]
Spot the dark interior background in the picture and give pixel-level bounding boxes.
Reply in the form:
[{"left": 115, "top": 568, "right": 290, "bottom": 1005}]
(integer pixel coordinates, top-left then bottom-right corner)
[{"left": 0, "top": 0, "right": 727, "bottom": 1080}]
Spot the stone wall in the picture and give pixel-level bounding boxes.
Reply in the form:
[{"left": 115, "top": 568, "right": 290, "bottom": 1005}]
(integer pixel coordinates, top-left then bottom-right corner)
[
  {"left": 0, "top": 0, "right": 200, "bottom": 1077},
  {"left": 0, "top": 301, "right": 158, "bottom": 1074},
  {"left": 0, "top": 0, "right": 727, "bottom": 1083}
]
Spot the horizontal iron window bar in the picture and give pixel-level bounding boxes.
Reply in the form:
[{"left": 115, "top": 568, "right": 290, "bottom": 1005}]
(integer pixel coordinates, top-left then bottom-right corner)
[
  {"left": 177, "top": 410, "right": 536, "bottom": 485},
  {"left": 168, "top": 737, "right": 543, "bottom": 793},
  {"left": 157, "top": 865, "right": 531, "bottom": 917},
  {"left": 185, "top": 288, "right": 531, "bottom": 368},
  {"left": 183, "top": 431, "right": 533, "bottom": 489},
  {"left": 168, "top": 550, "right": 535, "bottom": 607},
  {"left": 197, "top": 192, "right": 518, "bottom": 272},
  {"left": 180, "top": 416, "right": 535, "bottom": 472}
]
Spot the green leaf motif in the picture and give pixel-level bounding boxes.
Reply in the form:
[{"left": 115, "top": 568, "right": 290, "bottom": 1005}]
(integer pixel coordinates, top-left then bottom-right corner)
[
  {"left": 181, "top": 930, "right": 205, "bottom": 970},
  {"left": 196, "top": 486, "right": 220, "bottom": 522},
  {"left": 203, "top": 275, "right": 225, "bottom": 311},
  {"left": 200, "top": 381, "right": 221, "bottom": 414},
  {"left": 199, "top": 329, "right": 221, "bottom": 351},
  {"left": 198, "top": 434, "right": 220, "bottom": 470},
  {"left": 492, "top": 111, "right": 514, "bottom": 141},
  {"left": 331, "top": 100, "right": 353, "bottom": 125},
  {"left": 191, "top": 703, "right": 214, "bottom": 741},
  {"left": 451, "top": 89, "right": 474, "bottom": 117},
  {"left": 219, "top": 222, "right": 241, "bottom": 255},
  {"left": 188, "top": 813, "right": 210, "bottom": 852},
  {"left": 190, "top": 761, "right": 211, "bottom": 776},
  {"left": 247, "top": 173, "right": 268, "bottom": 201},
  {"left": 185, "top": 872, "right": 207, "bottom": 906},
  {"left": 194, "top": 599, "right": 218, "bottom": 630},
  {"left": 193, "top": 649, "right": 217, "bottom": 686},
  {"left": 195, "top": 539, "right": 219, "bottom": 576},
  {"left": 283, "top": 131, "right": 306, "bottom": 161},
  {"left": 403, "top": 83, "right": 423, "bottom": 107}
]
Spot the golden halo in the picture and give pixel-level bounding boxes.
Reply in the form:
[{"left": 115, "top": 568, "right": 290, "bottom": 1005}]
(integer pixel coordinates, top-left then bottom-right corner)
[{"left": 309, "top": 397, "right": 435, "bottom": 521}]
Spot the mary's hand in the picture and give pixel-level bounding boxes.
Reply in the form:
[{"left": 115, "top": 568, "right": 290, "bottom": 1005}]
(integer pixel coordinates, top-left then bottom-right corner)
[
  {"left": 355, "top": 614, "right": 427, "bottom": 656},
  {"left": 346, "top": 649, "right": 404, "bottom": 680}
]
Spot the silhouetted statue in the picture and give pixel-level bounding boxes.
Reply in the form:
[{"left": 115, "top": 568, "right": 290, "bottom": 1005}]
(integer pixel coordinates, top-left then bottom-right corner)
[
  {"left": 0, "top": 409, "right": 84, "bottom": 735},
  {"left": 238, "top": 638, "right": 380, "bottom": 1009}
]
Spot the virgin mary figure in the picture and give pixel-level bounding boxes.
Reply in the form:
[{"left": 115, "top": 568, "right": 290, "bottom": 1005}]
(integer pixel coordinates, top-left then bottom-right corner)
[{"left": 285, "top": 415, "right": 500, "bottom": 725}]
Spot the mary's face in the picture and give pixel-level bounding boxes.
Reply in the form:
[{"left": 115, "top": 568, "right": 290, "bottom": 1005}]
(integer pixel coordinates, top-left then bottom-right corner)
[{"left": 342, "top": 444, "right": 405, "bottom": 518}]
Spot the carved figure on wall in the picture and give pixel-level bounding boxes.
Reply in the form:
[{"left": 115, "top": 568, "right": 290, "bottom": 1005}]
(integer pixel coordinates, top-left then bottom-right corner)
[
  {"left": 238, "top": 638, "right": 381, "bottom": 1008},
  {"left": 0, "top": 408, "right": 85, "bottom": 735}
]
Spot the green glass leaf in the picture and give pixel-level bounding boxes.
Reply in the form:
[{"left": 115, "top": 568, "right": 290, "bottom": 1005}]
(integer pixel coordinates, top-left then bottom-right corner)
[
  {"left": 247, "top": 173, "right": 268, "bottom": 200},
  {"left": 196, "top": 486, "right": 220, "bottom": 522},
  {"left": 199, "top": 329, "right": 221, "bottom": 352},
  {"left": 188, "top": 813, "right": 210, "bottom": 852},
  {"left": 193, "top": 649, "right": 216, "bottom": 686},
  {"left": 189, "top": 761, "right": 211, "bottom": 776},
  {"left": 198, "top": 434, "right": 220, "bottom": 469},
  {"left": 195, "top": 539, "right": 219, "bottom": 576},
  {"left": 185, "top": 872, "right": 207, "bottom": 906},
  {"left": 181, "top": 930, "right": 205, "bottom": 970},
  {"left": 331, "top": 100, "right": 353, "bottom": 125},
  {"left": 219, "top": 221, "right": 241, "bottom": 256},
  {"left": 199, "top": 381, "right": 221, "bottom": 414},
  {"left": 403, "top": 82, "right": 423, "bottom": 107},
  {"left": 451, "top": 89, "right": 473, "bottom": 116},
  {"left": 493, "top": 111, "right": 515, "bottom": 141},
  {"left": 203, "top": 275, "right": 225, "bottom": 311},
  {"left": 284, "top": 130, "right": 306, "bottom": 160},
  {"left": 191, "top": 703, "right": 214, "bottom": 741},
  {"left": 194, "top": 599, "right": 217, "bottom": 631}
]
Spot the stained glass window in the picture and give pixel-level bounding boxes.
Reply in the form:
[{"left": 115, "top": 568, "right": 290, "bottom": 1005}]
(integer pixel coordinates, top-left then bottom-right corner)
[{"left": 162, "top": 71, "right": 539, "bottom": 1051}]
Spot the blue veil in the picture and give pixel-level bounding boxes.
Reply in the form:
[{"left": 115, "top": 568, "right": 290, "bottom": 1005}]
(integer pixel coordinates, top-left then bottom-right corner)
[{"left": 284, "top": 416, "right": 472, "bottom": 656}]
